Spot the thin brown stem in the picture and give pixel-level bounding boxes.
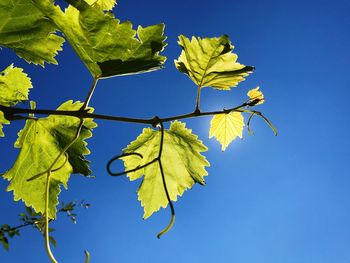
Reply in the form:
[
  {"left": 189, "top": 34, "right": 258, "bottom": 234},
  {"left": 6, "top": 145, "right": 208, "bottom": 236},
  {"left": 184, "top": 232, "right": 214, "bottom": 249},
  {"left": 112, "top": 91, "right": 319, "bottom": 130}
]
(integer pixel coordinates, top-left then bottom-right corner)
[
  {"left": 81, "top": 78, "right": 99, "bottom": 110},
  {"left": 155, "top": 121, "right": 175, "bottom": 238},
  {"left": 0, "top": 101, "right": 251, "bottom": 126},
  {"left": 1, "top": 223, "right": 32, "bottom": 232},
  {"left": 195, "top": 86, "right": 201, "bottom": 113}
]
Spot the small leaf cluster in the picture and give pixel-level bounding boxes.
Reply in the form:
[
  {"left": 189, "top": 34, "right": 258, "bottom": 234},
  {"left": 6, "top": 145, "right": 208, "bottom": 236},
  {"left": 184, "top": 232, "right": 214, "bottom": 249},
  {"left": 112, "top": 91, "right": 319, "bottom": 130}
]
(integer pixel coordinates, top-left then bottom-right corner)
[
  {"left": 0, "top": 224, "right": 20, "bottom": 251},
  {"left": 0, "top": 201, "right": 90, "bottom": 251}
]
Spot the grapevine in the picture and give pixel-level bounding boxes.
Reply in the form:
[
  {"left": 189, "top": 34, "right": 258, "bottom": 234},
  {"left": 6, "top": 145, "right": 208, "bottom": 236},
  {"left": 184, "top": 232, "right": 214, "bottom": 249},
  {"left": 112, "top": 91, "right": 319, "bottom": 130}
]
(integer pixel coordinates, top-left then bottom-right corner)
[{"left": 0, "top": 0, "right": 276, "bottom": 262}]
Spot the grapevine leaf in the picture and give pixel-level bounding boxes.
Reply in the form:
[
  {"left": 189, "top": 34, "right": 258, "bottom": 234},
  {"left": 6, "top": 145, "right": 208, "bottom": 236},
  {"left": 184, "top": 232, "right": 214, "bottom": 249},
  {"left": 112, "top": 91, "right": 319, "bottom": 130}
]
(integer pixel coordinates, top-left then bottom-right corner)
[
  {"left": 175, "top": 35, "right": 254, "bottom": 90},
  {"left": 0, "top": 64, "right": 32, "bottom": 106},
  {"left": 1, "top": 236, "right": 9, "bottom": 251},
  {"left": 247, "top": 86, "right": 264, "bottom": 105},
  {"left": 0, "top": 64, "right": 32, "bottom": 136},
  {"left": 122, "top": 121, "right": 209, "bottom": 219},
  {"left": 32, "top": 0, "right": 167, "bottom": 78},
  {"left": 0, "top": 112, "right": 9, "bottom": 137},
  {"left": 209, "top": 112, "right": 244, "bottom": 151},
  {"left": 49, "top": 236, "right": 57, "bottom": 248},
  {"left": 2, "top": 101, "right": 97, "bottom": 218},
  {"left": 85, "top": 0, "right": 117, "bottom": 11},
  {"left": 0, "top": 0, "right": 64, "bottom": 65}
]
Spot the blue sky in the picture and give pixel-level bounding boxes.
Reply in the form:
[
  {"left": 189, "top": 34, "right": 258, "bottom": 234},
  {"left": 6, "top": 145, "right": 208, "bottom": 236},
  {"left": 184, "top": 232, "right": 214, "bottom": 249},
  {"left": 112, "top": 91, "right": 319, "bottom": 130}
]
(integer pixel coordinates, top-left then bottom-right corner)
[{"left": 1, "top": 0, "right": 350, "bottom": 262}]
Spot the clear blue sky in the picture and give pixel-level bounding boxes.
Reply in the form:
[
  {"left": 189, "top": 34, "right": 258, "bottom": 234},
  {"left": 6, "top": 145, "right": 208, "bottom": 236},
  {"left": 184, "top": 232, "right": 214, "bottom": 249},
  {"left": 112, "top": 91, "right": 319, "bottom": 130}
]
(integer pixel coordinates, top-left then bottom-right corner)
[{"left": 1, "top": 0, "right": 350, "bottom": 262}]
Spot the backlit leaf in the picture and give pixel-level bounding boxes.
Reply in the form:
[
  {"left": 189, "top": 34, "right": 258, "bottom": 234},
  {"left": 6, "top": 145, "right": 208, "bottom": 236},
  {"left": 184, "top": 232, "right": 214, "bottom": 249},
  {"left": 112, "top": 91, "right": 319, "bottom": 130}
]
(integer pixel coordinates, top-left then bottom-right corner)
[
  {"left": 209, "top": 112, "right": 244, "bottom": 151},
  {"left": 3, "top": 101, "right": 97, "bottom": 218},
  {"left": 0, "top": 112, "right": 9, "bottom": 137},
  {"left": 0, "top": 64, "right": 32, "bottom": 136},
  {"left": 0, "top": 64, "right": 32, "bottom": 106},
  {"left": 0, "top": 0, "right": 64, "bottom": 65},
  {"left": 175, "top": 35, "right": 254, "bottom": 90},
  {"left": 85, "top": 0, "right": 117, "bottom": 11},
  {"left": 32, "top": 0, "right": 167, "bottom": 78},
  {"left": 247, "top": 86, "right": 264, "bottom": 105},
  {"left": 122, "top": 121, "right": 209, "bottom": 219}
]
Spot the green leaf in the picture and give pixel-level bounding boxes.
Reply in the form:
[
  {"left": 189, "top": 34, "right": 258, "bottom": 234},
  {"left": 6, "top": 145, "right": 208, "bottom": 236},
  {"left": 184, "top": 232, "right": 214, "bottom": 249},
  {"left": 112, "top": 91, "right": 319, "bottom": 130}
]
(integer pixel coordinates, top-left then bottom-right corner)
[
  {"left": 3, "top": 101, "right": 97, "bottom": 218},
  {"left": 0, "top": 0, "right": 64, "bottom": 65},
  {"left": 0, "top": 111, "right": 9, "bottom": 137},
  {"left": 8, "top": 229, "right": 17, "bottom": 238},
  {"left": 175, "top": 35, "right": 254, "bottom": 90},
  {"left": 32, "top": 0, "right": 167, "bottom": 78},
  {"left": 122, "top": 121, "right": 209, "bottom": 219},
  {"left": 0, "top": 64, "right": 32, "bottom": 106},
  {"left": 1, "top": 236, "right": 9, "bottom": 251},
  {"left": 247, "top": 86, "right": 264, "bottom": 105},
  {"left": 209, "top": 112, "right": 244, "bottom": 151},
  {"left": 0, "top": 64, "right": 32, "bottom": 136},
  {"left": 49, "top": 236, "right": 57, "bottom": 248},
  {"left": 85, "top": 0, "right": 117, "bottom": 11}
]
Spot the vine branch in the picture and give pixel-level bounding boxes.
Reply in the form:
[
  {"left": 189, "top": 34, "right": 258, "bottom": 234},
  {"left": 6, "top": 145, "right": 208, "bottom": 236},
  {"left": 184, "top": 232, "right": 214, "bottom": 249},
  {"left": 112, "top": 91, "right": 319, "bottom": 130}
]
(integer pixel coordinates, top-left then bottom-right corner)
[
  {"left": 0, "top": 100, "right": 265, "bottom": 127},
  {"left": 1, "top": 222, "right": 32, "bottom": 232},
  {"left": 0, "top": 76, "right": 276, "bottom": 254}
]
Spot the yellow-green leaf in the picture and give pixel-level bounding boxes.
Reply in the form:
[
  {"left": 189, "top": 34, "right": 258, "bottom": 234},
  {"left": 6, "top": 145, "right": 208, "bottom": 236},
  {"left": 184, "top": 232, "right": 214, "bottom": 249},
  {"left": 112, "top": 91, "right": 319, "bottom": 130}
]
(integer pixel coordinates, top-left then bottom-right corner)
[
  {"left": 0, "top": 111, "right": 9, "bottom": 137},
  {"left": 85, "top": 0, "right": 116, "bottom": 10},
  {"left": 3, "top": 101, "right": 97, "bottom": 218},
  {"left": 0, "top": 0, "right": 64, "bottom": 65},
  {"left": 32, "top": 0, "right": 167, "bottom": 78},
  {"left": 209, "top": 112, "right": 244, "bottom": 151},
  {"left": 122, "top": 121, "right": 209, "bottom": 219},
  {"left": 0, "top": 64, "right": 32, "bottom": 136},
  {"left": 0, "top": 64, "right": 32, "bottom": 106},
  {"left": 247, "top": 87, "right": 264, "bottom": 105},
  {"left": 175, "top": 35, "right": 254, "bottom": 90}
]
